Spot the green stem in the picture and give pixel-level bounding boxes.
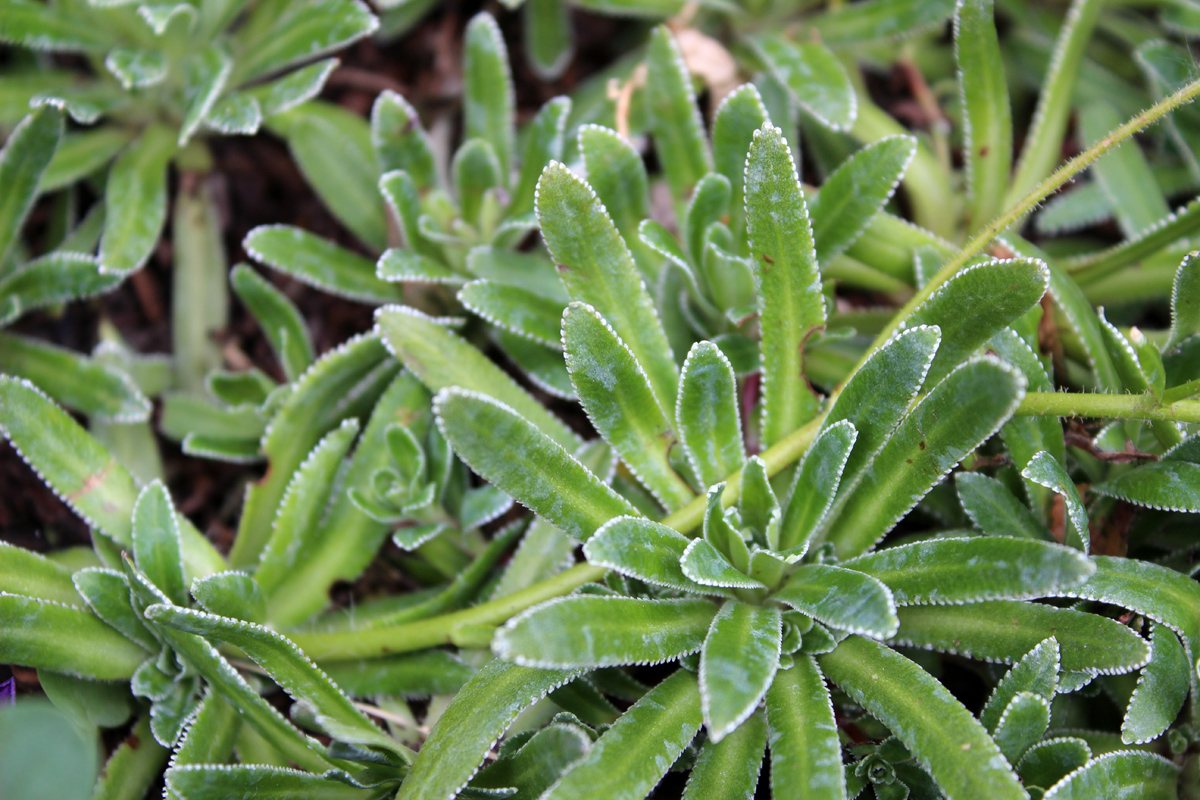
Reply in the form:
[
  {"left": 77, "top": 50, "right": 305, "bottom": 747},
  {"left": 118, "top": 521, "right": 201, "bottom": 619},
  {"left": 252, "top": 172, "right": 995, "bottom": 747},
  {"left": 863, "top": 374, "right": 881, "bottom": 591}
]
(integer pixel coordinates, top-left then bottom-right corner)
[{"left": 1016, "top": 391, "right": 1200, "bottom": 423}]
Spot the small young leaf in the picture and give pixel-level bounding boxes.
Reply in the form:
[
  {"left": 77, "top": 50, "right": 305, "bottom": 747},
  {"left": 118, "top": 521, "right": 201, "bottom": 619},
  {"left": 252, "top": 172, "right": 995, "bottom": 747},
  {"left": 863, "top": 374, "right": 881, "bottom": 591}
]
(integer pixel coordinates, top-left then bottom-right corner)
[
  {"left": 0, "top": 252, "right": 123, "bottom": 327},
  {"left": 192, "top": 571, "right": 267, "bottom": 624},
  {"left": 681, "top": 538, "right": 764, "bottom": 591},
  {"left": 1040, "top": 751, "right": 1178, "bottom": 800},
  {"left": 371, "top": 90, "right": 437, "bottom": 191},
  {"left": 563, "top": 302, "right": 693, "bottom": 510},
  {"left": 1022, "top": 451, "right": 1089, "bottom": 552},
  {"left": 72, "top": 568, "right": 158, "bottom": 652},
  {"left": 1017, "top": 738, "right": 1091, "bottom": 791},
  {"left": 131, "top": 481, "right": 187, "bottom": 607},
  {"left": 981, "top": 637, "right": 1061, "bottom": 733},
  {"left": 955, "top": 472, "right": 1050, "bottom": 540},
  {"left": 779, "top": 420, "right": 857, "bottom": 554},
  {"left": 473, "top": 721, "right": 591, "bottom": 798},
  {"left": 496, "top": 596, "right": 718, "bottom": 669},
  {"left": 700, "top": 602, "right": 782, "bottom": 741},
  {"left": 512, "top": 96, "right": 571, "bottom": 216},
  {"left": 0, "top": 105, "right": 61, "bottom": 265},
  {"left": 893, "top": 601, "right": 1150, "bottom": 675},
  {"left": 1169, "top": 252, "right": 1200, "bottom": 348},
  {"left": 1122, "top": 623, "right": 1189, "bottom": 745},
  {"left": 683, "top": 708, "right": 766, "bottom": 800},
  {"left": 99, "top": 124, "right": 174, "bottom": 275},
  {"left": 677, "top": 341, "right": 746, "bottom": 489},
  {"left": 1092, "top": 460, "right": 1200, "bottom": 513},
  {"left": 231, "top": 264, "right": 314, "bottom": 382},
  {"left": 433, "top": 388, "right": 633, "bottom": 540},
  {"left": 246, "top": 58, "right": 339, "bottom": 119},
  {"left": 746, "top": 123, "right": 824, "bottom": 447},
  {"left": 753, "top": 35, "right": 856, "bottom": 131},
  {"left": 712, "top": 84, "right": 770, "bottom": 231},
  {"left": 842, "top": 537, "right": 1093, "bottom": 606},
  {"left": 819, "top": 636, "right": 1027, "bottom": 800},
  {"left": 583, "top": 517, "right": 706, "bottom": 594},
  {"left": 247, "top": 224, "right": 401, "bottom": 305},
  {"left": 464, "top": 12, "right": 515, "bottom": 183},
  {"left": 452, "top": 138, "right": 502, "bottom": 227},
  {"left": 773, "top": 564, "right": 898, "bottom": 638},
  {"left": 645, "top": 26, "right": 712, "bottom": 199},
  {"left": 540, "top": 669, "right": 702, "bottom": 800},
  {"left": 993, "top": 691, "right": 1051, "bottom": 765}
]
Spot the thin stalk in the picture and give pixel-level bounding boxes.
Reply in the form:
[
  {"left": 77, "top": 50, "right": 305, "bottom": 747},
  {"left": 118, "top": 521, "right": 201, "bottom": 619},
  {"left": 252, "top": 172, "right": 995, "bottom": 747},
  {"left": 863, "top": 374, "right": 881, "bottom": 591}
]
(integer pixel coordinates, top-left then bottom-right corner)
[{"left": 1015, "top": 391, "right": 1200, "bottom": 424}]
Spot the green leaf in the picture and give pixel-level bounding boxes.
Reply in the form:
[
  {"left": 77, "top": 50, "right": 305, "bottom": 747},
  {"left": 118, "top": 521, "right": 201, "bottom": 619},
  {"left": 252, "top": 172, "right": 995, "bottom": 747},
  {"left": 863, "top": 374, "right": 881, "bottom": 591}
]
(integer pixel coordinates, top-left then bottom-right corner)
[
  {"left": 712, "top": 84, "right": 770, "bottom": 232},
  {"left": 764, "top": 657, "right": 843, "bottom": 800},
  {"left": 371, "top": 90, "right": 437, "bottom": 192},
  {"left": 681, "top": 538, "right": 763, "bottom": 591},
  {"left": 578, "top": 124, "right": 650, "bottom": 255},
  {"left": 993, "top": 691, "right": 1051, "bottom": 764},
  {"left": 820, "top": 636, "right": 1025, "bottom": 800},
  {"left": 473, "top": 722, "right": 591, "bottom": 798},
  {"left": 512, "top": 96, "right": 571, "bottom": 217},
  {"left": 322, "top": 651, "right": 475, "bottom": 698},
  {"left": 0, "top": 0, "right": 114, "bottom": 51},
  {"left": 278, "top": 104, "right": 387, "bottom": 250},
  {"left": 1017, "top": 738, "right": 1090, "bottom": 791},
  {"left": 495, "top": 596, "right": 718, "bottom": 668},
  {"left": 233, "top": 0, "right": 377, "bottom": 82},
  {"left": 0, "top": 593, "right": 147, "bottom": 680},
  {"left": 144, "top": 604, "right": 409, "bottom": 761},
  {"left": 395, "top": 660, "right": 581, "bottom": 800},
  {"left": 904, "top": 258, "right": 1049, "bottom": 386},
  {"left": 955, "top": 0, "right": 1012, "bottom": 233},
  {"left": 524, "top": 0, "right": 572, "bottom": 79},
  {"left": 564, "top": 302, "right": 693, "bottom": 510},
  {"left": 192, "top": 571, "right": 267, "bottom": 624},
  {"left": 178, "top": 44, "right": 231, "bottom": 145},
  {"left": 231, "top": 264, "right": 314, "bottom": 382},
  {"left": 677, "top": 341, "right": 746, "bottom": 490},
  {"left": 464, "top": 12, "right": 515, "bottom": 183},
  {"left": 645, "top": 26, "right": 711, "bottom": 199},
  {"left": 99, "top": 124, "right": 174, "bottom": 275},
  {"left": 255, "top": 420, "right": 361, "bottom": 595},
  {"left": 583, "top": 517, "right": 706, "bottom": 594},
  {"left": 72, "top": 568, "right": 158, "bottom": 651},
  {"left": 1040, "top": 752, "right": 1178, "bottom": 800},
  {"left": 1076, "top": 101, "right": 1169, "bottom": 239},
  {"left": 807, "top": 0, "right": 957, "bottom": 46},
  {"left": 246, "top": 225, "right": 402, "bottom": 305},
  {"left": 0, "top": 252, "right": 122, "bottom": 327},
  {"left": 683, "top": 709, "right": 766, "bottom": 800},
  {"left": 0, "top": 105, "right": 60, "bottom": 265},
  {"left": 1122, "top": 623, "right": 1189, "bottom": 745},
  {"left": 892, "top": 601, "right": 1150, "bottom": 675},
  {"left": 131, "top": 481, "right": 187, "bottom": 607},
  {"left": 0, "top": 698, "right": 99, "bottom": 800},
  {"left": 379, "top": 305, "right": 578, "bottom": 450},
  {"left": 1022, "top": 451, "right": 1088, "bottom": 551},
  {"left": 540, "top": 669, "right": 702, "bottom": 800},
  {"left": 810, "top": 136, "right": 915, "bottom": 265},
  {"left": 773, "top": 564, "right": 898, "bottom": 638},
  {"left": 746, "top": 123, "right": 824, "bottom": 447},
  {"left": 779, "top": 420, "right": 857, "bottom": 554},
  {"left": 1169, "top": 252, "right": 1200, "bottom": 348},
  {"left": 91, "top": 713, "right": 168, "bottom": 800},
  {"left": 535, "top": 162, "right": 679, "bottom": 412},
  {"left": 1092, "top": 460, "right": 1200, "bottom": 513},
  {"left": 753, "top": 35, "right": 856, "bottom": 131},
  {"left": 702, "top": 601, "right": 783, "bottom": 744},
  {"left": 0, "top": 543, "right": 78, "bottom": 606},
  {"left": 842, "top": 537, "right": 1093, "bottom": 606},
  {"left": 955, "top": 472, "right": 1050, "bottom": 540},
  {"left": 452, "top": 138, "right": 502, "bottom": 227},
  {"left": 39, "top": 669, "right": 131, "bottom": 729},
  {"left": 980, "top": 637, "right": 1061, "bottom": 733},
  {"left": 825, "top": 356, "right": 1025, "bottom": 559},
  {"left": 684, "top": 174, "right": 731, "bottom": 268},
  {"left": 458, "top": 280, "right": 563, "bottom": 348},
  {"left": 433, "top": 388, "right": 632, "bottom": 540},
  {"left": 167, "top": 766, "right": 383, "bottom": 800},
  {"left": 245, "top": 58, "right": 338, "bottom": 119},
  {"left": 0, "top": 333, "right": 150, "bottom": 423}
]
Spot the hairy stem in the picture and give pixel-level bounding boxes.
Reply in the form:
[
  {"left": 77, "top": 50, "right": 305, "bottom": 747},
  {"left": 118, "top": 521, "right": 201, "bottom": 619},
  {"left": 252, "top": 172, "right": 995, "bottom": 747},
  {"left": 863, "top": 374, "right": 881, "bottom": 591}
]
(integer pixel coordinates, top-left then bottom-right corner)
[{"left": 1016, "top": 391, "right": 1200, "bottom": 424}]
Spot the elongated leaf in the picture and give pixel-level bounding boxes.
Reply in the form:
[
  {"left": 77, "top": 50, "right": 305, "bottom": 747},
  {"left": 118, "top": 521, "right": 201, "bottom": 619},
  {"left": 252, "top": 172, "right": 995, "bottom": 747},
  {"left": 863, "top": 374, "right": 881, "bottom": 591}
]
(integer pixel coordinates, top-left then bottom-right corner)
[
  {"left": 578, "top": 124, "right": 650, "bottom": 259},
  {"left": 495, "top": 596, "right": 717, "bottom": 668},
  {"left": 192, "top": 572, "right": 267, "bottom": 624},
  {"left": 819, "top": 636, "right": 1025, "bottom": 800},
  {"left": 981, "top": 637, "right": 1061, "bottom": 733},
  {"left": 0, "top": 333, "right": 150, "bottom": 423},
  {"left": 825, "top": 356, "right": 1025, "bottom": 558},
  {"left": 0, "top": 593, "right": 147, "bottom": 680},
  {"left": 764, "top": 657, "right": 844, "bottom": 800},
  {"left": 0, "top": 0, "right": 114, "bottom": 51},
  {"left": 700, "top": 602, "right": 781, "bottom": 741},
  {"left": 473, "top": 722, "right": 591, "bottom": 798},
  {"left": 1092, "top": 460, "right": 1200, "bottom": 513},
  {"left": 956, "top": 0, "right": 1012, "bottom": 232},
  {"left": 231, "top": 264, "right": 313, "bottom": 382},
  {"left": 371, "top": 90, "right": 436, "bottom": 191},
  {"left": 584, "top": 517, "right": 705, "bottom": 594},
  {"left": 677, "top": 341, "right": 745, "bottom": 488},
  {"left": 512, "top": 96, "right": 570, "bottom": 216},
  {"left": 893, "top": 601, "right": 1150, "bottom": 675},
  {"left": 0, "top": 252, "right": 122, "bottom": 327},
  {"left": 178, "top": 44, "right": 231, "bottom": 145},
  {"left": 464, "top": 12, "right": 514, "bottom": 183},
  {"left": 746, "top": 123, "right": 823, "bottom": 447},
  {"left": 712, "top": 84, "right": 770, "bottom": 231},
  {"left": 131, "top": 481, "right": 186, "bottom": 606},
  {"left": 246, "top": 225, "right": 401, "bottom": 305},
  {"left": 433, "top": 388, "right": 633, "bottom": 540},
  {"left": 541, "top": 669, "right": 702, "bottom": 800},
  {"left": 145, "top": 604, "right": 408, "bottom": 760},
  {"left": 322, "top": 651, "right": 475, "bottom": 698},
  {"left": 681, "top": 538, "right": 764, "bottom": 590},
  {"left": 396, "top": 660, "right": 581, "bottom": 800},
  {"left": 810, "top": 136, "right": 915, "bottom": 265},
  {"left": 1017, "top": 738, "right": 1090, "bottom": 791},
  {"left": 460, "top": 281, "right": 561, "bottom": 348},
  {"left": 1040, "top": 751, "right": 1177, "bottom": 800},
  {"left": 955, "top": 472, "right": 1050, "bottom": 540},
  {"left": 684, "top": 709, "right": 766, "bottom": 800},
  {"left": 904, "top": 258, "right": 1049, "bottom": 385},
  {"left": 99, "top": 124, "right": 174, "bottom": 274},
  {"left": 808, "top": 0, "right": 957, "bottom": 45},
  {"left": 1169, "top": 252, "right": 1200, "bottom": 348},
  {"left": 993, "top": 691, "right": 1051, "bottom": 765},
  {"left": 536, "top": 162, "right": 679, "bottom": 412},
  {"left": 779, "top": 420, "right": 857, "bottom": 554},
  {"left": 0, "top": 543, "right": 77, "bottom": 605},
  {"left": 645, "top": 26, "right": 711, "bottom": 199},
  {"left": 0, "top": 105, "right": 60, "bottom": 264},
  {"left": 72, "top": 568, "right": 158, "bottom": 651},
  {"left": 91, "top": 713, "right": 168, "bottom": 800},
  {"left": 842, "top": 537, "right": 1093, "bottom": 605},
  {"left": 754, "top": 35, "right": 855, "bottom": 130},
  {"left": 1022, "top": 451, "right": 1088, "bottom": 551},
  {"left": 378, "top": 304, "right": 578, "bottom": 450},
  {"left": 1077, "top": 101, "right": 1168, "bottom": 239},
  {"left": 564, "top": 302, "right": 693, "bottom": 509},
  {"left": 167, "top": 765, "right": 381, "bottom": 800},
  {"left": 1122, "top": 623, "right": 1188, "bottom": 744},
  {"left": 773, "top": 564, "right": 897, "bottom": 638},
  {"left": 234, "top": 0, "right": 377, "bottom": 82}
]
